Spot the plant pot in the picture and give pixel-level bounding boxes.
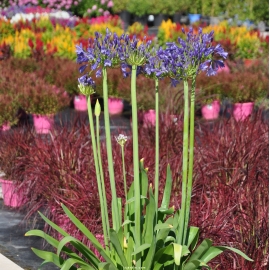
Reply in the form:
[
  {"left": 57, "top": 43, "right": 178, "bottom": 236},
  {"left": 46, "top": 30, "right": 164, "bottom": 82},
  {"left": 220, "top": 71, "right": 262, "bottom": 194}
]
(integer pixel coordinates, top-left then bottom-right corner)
[
  {"left": 0, "top": 179, "right": 26, "bottom": 207},
  {"left": 108, "top": 97, "right": 124, "bottom": 115},
  {"left": 142, "top": 109, "right": 156, "bottom": 127},
  {"left": 233, "top": 102, "right": 254, "bottom": 121},
  {"left": 33, "top": 114, "right": 54, "bottom": 134},
  {"left": 74, "top": 94, "right": 88, "bottom": 111},
  {"left": 201, "top": 100, "right": 220, "bottom": 120},
  {"left": 0, "top": 122, "right": 11, "bottom": 131},
  {"left": 188, "top": 14, "right": 201, "bottom": 24}
]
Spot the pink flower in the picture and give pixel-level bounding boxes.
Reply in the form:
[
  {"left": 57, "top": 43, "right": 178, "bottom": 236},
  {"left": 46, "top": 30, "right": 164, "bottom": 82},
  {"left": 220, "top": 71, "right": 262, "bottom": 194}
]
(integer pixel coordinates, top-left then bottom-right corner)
[
  {"left": 103, "top": 10, "right": 110, "bottom": 16},
  {"left": 107, "top": 1, "right": 113, "bottom": 7},
  {"left": 92, "top": 4, "right": 97, "bottom": 10},
  {"left": 87, "top": 8, "right": 91, "bottom": 13},
  {"left": 98, "top": 8, "right": 103, "bottom": 13}
]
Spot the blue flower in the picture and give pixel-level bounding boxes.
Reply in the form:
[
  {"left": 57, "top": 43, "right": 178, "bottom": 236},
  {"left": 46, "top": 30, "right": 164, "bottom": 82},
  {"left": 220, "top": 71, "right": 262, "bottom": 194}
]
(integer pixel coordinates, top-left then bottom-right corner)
[
  {"left": 164, "top": 27, "right": 228, "bottom": 79},
  {"left": 76, "top": 28, "right": 123, "bottom": 80}
]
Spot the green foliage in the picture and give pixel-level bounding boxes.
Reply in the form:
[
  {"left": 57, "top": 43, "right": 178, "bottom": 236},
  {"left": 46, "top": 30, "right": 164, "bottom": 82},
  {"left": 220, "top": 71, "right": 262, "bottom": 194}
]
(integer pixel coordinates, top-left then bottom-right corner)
[
  {"left": 20, "top": 82, "right": 70, "bottom": 115},
  {"left": 127, "top": 0, "right": 150, "bottom": 17},
  {"left": 0, "top": 19, "right": 15, "bottom": 38},
  {"left": 112, "top": 0, "right": 129, "bottom": 13},
  {"left": 0, "top": 94, "right": 20, "bottom": 126}
]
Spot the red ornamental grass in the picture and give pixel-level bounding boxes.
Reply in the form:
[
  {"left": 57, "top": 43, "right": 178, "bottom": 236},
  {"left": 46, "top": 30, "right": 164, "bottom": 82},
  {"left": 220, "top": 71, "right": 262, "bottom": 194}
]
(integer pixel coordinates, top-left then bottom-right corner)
[{"left": 0, "top": 109, "right": 267, "bottom": 269}]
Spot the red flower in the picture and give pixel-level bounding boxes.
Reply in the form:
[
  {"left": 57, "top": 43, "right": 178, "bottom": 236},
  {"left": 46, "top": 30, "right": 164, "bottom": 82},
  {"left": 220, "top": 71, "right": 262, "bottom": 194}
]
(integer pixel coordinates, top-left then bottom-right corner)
[{"left": 28, "top": 38, "right": 34, "bottom": 49}]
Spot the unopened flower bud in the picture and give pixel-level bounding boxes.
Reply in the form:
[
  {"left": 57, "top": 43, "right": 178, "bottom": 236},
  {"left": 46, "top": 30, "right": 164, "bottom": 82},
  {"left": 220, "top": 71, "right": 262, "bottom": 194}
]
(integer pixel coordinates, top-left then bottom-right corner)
[
  {"left": 94, "top": 99, "right": 101, "bottom": 116},
  {"left": 78, "top": 83, "right": 95, "bottom": 96}
]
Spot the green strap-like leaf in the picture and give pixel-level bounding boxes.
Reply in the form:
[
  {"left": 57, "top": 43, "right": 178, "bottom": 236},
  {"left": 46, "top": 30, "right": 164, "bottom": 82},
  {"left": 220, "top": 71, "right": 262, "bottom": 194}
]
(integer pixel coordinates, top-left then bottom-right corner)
[
  {"left": 161, "top": 164, "right": 172, "bottom": 210},
  {"left": 125, "top": 195, "right": 148, "bottom": 204},
  {"left": 60, "top": 257, "right": 93, "bottom": 270},
  {"left": 189, "top": 239, "right": 213, "bottom": 261},
  {"left": 187, "top": 226, "right": 199, "bottom": 251},
  {"left": 38, "top": 211, "right": 69, "bottom": 237},
  {"left": 109, "top": 229, "right": 129, "bottom": 267},
  {"left": 216, "top": 246, "right": 254, "bottom": 262},
  {"left": 158, "top": 207, "right": 175, "bottom": 215},
  {"left": 61, "top": 204, "right": 116, "bottom": 266},
  {"left": 139, "top": 160, "right": 149, "bottom": 201},
  {"left": 98, "top": 262, "right": 116, "bottom": 270},
  {"left": 26, "top": 229, "right": 60, "bottom": 248},
  {"left": 143, "top": 186, "right": 156, "bottom": 244},
  {"left": 199, "top": 246, "right": 224, "bottom": 263},
  {"left": 26, "top": 230, "right": 98, "bottom": 268},
  {"left": 154, "top": 223, "right": 173, "bottom": 231},
  {"left": 122, "top": 220, "right": 135, "bottom": 227},
  {"left": 31, "top": 248, "right": 66, "bottom": 269},
  {"left": 153, "top": 243, "right": 174, "bottom": 265},
  {"left": 57, "top": 236, "right": 81, "bottom": 257},
  {"left": 183, "top": 259, "right": 202, "bottom": 270},
  {"left": 132, "top": 243, "right": 151, "bottom": 256},
  {"left": 173, "top": 243, "right": 182, "bottom": 266},
  {"left": 143, "top": 237, "right": 156, "bottom": 270},
  {"left": 125, "top": 234, "right": 134, "bottom": 267}
]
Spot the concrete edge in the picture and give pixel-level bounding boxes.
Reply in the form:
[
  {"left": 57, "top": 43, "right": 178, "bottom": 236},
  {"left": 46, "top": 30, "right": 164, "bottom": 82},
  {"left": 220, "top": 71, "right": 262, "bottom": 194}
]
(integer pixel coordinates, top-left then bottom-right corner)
[{"left": 0, "top": 253, "right": 24, "bottom": 270}]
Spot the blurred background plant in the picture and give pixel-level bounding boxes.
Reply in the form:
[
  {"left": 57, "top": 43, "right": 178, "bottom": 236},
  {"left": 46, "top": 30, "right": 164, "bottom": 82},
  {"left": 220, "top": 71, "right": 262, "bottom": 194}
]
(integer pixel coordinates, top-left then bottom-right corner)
[
  {"left": 111, "top": 0, "right": 128, "bottom": 13},
  {"left": 0, "top": 93, "right": 20, "bottom": 127},
  {"left": 19, "top": 78, "right": 70, "bottom": 115}
]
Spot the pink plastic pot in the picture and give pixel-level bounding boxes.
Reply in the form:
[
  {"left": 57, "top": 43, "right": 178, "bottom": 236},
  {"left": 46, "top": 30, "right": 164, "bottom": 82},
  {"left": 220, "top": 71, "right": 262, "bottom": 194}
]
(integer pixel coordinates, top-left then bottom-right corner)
[
  {"left": 108, "top": 97, "right": 124, "bottom": 115},
  {"left": 143, "top": 109, "right": 156, "bottom": 127},
  {"left": 74, "top": 95, "right": 88, "bottom": 111},
  {"left": 0, "top": 179, "right": 25, "bottom": 207},
  {"left": 33, "top": 114, "right": 54, "bottom": 134},
  {"left": 0, "top": 123, "right": 11, "bottom": 131},
  {"left": 233, "top": 102, "right": 254, "bottom": 121},
  {"left": 201, "top": 100, "right": 220, "bottom": 120}
]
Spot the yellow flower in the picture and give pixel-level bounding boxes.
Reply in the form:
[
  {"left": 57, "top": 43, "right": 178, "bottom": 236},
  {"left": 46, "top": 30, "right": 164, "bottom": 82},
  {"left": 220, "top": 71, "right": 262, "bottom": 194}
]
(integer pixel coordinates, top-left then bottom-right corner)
[{"left": 159, "top": 19, "right": 176, "bottom": 40}]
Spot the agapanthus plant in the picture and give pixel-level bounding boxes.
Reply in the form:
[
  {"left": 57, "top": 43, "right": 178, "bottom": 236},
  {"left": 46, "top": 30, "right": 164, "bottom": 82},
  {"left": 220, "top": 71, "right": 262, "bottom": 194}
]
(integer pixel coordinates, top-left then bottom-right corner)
[{"left": 26, "top": 28, "right": 253, "bottom": 269}]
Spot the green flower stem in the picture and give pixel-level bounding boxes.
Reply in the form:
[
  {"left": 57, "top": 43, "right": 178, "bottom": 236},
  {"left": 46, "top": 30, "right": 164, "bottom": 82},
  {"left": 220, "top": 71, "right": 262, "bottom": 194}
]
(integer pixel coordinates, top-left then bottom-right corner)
[
  {"left": 86, "top": 95, "right": 109, "bottom": 250},
  {"left": 131, "top": 65, "right": 141, "bottom": 266},
  {"left": 102, "top": 67, "right": 120, "bottom": 230},
  {"left": 183, "top": 79, "right": 196, "bottom": 244},
  {"left": 121, "top": 145, "right": 128, "bottom": 237},
  {"left": 121, "top": 145, "right": 128, "bottom": 203},
  {"left": 178, "top": 80, "right": 190, "bottom": 245},
  {"left": 95, "top": 105, "right": 110, "bottom": 247},
  {"left": 154, "top": 78, "right": 159, "bottom": 208}
]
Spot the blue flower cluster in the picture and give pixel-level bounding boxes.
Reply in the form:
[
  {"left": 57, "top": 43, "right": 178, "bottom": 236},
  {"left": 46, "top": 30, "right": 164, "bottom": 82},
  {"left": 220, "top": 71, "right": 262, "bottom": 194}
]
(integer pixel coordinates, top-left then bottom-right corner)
[{"left": 76, "top": 27, "right": 228, "bottom": 89}]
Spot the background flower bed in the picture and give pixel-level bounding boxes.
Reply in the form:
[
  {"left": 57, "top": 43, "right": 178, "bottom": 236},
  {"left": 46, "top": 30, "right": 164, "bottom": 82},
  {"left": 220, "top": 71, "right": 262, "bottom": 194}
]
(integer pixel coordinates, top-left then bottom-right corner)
[
  {"left": 0, "top": 110, "right": 268, "bottom": 269},
  {"left": 0, "top": 13, "right": 268, "bottom": 60},
  {"left": 0, "top": 55, "right": 268, "bottom": 120}
]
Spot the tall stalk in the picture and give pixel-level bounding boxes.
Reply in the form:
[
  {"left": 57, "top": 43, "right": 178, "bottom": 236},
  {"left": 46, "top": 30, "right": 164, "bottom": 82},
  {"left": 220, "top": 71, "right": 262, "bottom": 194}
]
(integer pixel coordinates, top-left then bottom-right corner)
[
  {"left": 102, "top": 67, "right": 120, "bottom": 230},
  {"left": 177, "top": 80, "right": 190, "bottom": 245},
  {"left": 154, "top": 78, "right": 159, "bottom": 207},
  {"left": 95, "top": 100, "right": 110, "bottom": 244},
  {"left": 131, "top": 65, "right": 141, "bottom": 267},
  {"left": 87, "top": 96, "right": 109, "bottom": 250},
  {"left": 183, "top": 79, "right": 196, "bottom": 243},
  {"left": 120, "top": 143, "right": 128, "bottom": 238}
]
